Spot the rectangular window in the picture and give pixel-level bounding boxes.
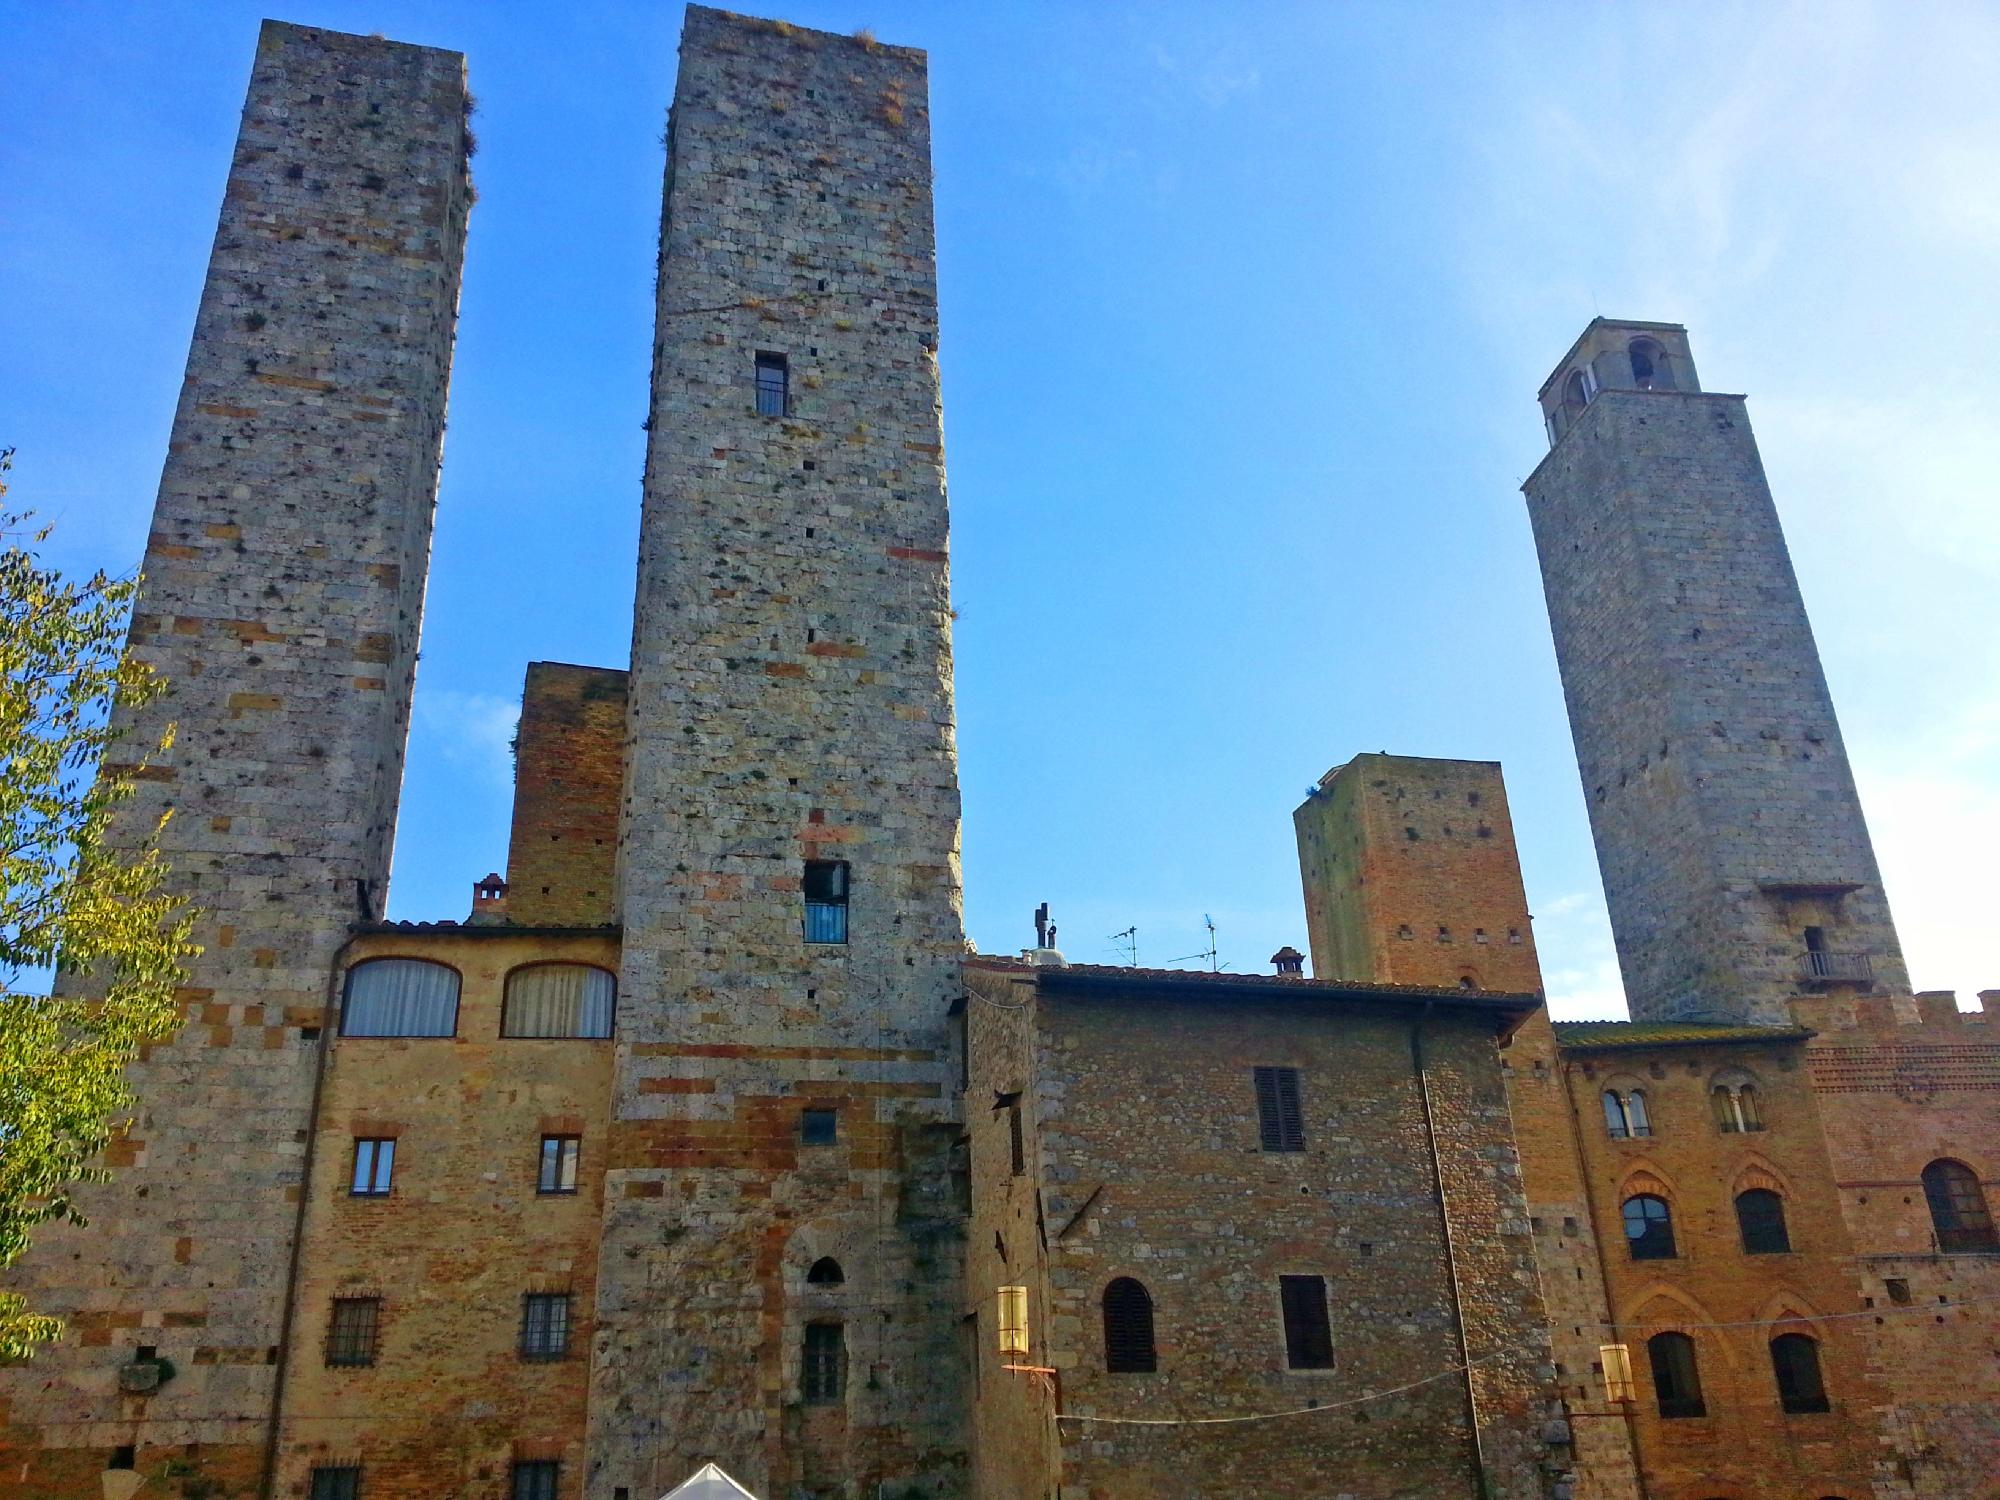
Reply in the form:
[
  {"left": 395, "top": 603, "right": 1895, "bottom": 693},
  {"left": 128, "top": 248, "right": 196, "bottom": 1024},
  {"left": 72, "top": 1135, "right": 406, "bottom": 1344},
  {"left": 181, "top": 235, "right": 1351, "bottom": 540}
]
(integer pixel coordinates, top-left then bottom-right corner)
[
  {"left": 800, "top": 1108, "right": 837, "bottom": 1146},
  {"left": 325, "top": 1297, "right": 380, "bottom": 1367},
  {"left": 996, "top": 1092, "right": 1025, "bottom": 1175},
  {"left": 520, "top": 1293, "right": 572, "bottom": 1361},
  {"left": 538, "top": 1135, "right": 580, "bottom": 1195},
  {"left": 803, "top": 860, "right": 848, "bottom": 943},
  {"left": 511, "top": 1461, "right": 560, "bottom": 1500},
  {"left": 803, "top": 1322, "right": 845, "bottom": 1404},
  {"left": 1254, "top": 1066, "right": 1305, "bottom": 1152},
  {"left": 755, "top": 351, "right": 789, "bottom": 417},
  {"left": 349, "top": 1138, "right": 395, "bottom": 1197},
  {"left": 1279, "top": 1275, "right": 1333, "bottom": 1370},
  {"left": 310, "top": 1467, "right": 362, "bottom": 1500}
]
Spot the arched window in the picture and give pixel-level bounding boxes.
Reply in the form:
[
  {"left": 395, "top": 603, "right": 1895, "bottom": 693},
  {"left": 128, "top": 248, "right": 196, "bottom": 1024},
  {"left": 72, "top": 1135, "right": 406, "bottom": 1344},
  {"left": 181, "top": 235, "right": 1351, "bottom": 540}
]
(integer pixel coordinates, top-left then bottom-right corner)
[
  {"left": 1647, "top": 1331, "right": 1705, "bottom": 1418},
  {"left": 1711, "top": 1071, "right": 1763, "bottom": 1133},
  {"left": 501, "top": 964, "right": 615, "bottom": 1038},
  {"left": 1736, "top": 1188, "right": 1791, "bottom": 1254},
  {"left": 1102, "top": 1277, "right": 1157, "bottom": 1374},
  {"left": 806, "top": 1257, "right": 844, "bottom": 1286},
  {"left": 1563, "top": 369, "right": 1591, "bottom": 418},
  {"left": 1922, "top": 1159, "right": 1997, "bottom": 1252},
  {"left": 1602, "top": 1088, "right": 1651, "bottom": 1139},
  {"left": 340, "top": 958, "right": 459, "bottom": 1037},
  {"left": 1623, "top": 1194, "right": 1676, "bottom": 1260},
  {"left": 1770, "top": 1332, "right": 1830, "bottom": 1413},
  {"left": 1629, "top": 337, "right": 1675, "bottom": 391}
]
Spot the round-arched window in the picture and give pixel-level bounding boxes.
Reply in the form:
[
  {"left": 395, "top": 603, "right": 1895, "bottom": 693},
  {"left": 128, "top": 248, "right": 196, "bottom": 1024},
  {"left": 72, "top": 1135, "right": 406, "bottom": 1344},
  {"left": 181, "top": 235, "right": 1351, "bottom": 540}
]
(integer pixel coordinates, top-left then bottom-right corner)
[
  {"left": 806, "top": 1257, "right": 844, "bottom": 1286},
  {"left": 1103, "top": 1277, "right": 1156, "bottom": 1373},
  {"left": 1629, "top": 337, "right": 1675, "bottom": 391},
  {"left": 341, "top": 958, "right": 460, "bottom": 1037},
  {"left": 1623, "top": 1194, "right": 1677, "bottom": 1260}
]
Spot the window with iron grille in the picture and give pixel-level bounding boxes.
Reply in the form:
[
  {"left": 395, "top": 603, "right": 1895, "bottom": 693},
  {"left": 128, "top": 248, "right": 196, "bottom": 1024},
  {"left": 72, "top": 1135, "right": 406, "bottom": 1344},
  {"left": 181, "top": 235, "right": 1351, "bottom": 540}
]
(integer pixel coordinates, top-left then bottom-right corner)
[
  {"left": 1647, "top": 1331, "right": 1705, "bottom": 1418},
  {"left": 511, "top": 1460, "right": 559, "bottom": 1500},
  {"left": 1254, "top": 1067, "right": 1305, "bottom": 1152},
  {"left": 325, "top": 1298, "right": 380, "bottom": 1367},
  {"left": 1278, "top": 1274, "right": 1333, "bottom": 1370},
  {"left": 803, "top": 1322, "right": 844, "bottom": 1404},
  {"left": 520, "top": 1293, "right": 572, "bottom": 1361},
  {"left": 1922, "top": 1159, "right": 1997, "bottom": 1252},
  {"left": 538, "top": 1135, "right": 580, "bottom": 1195},
  {"left": 1771, "top": 1332, "right": 1830, "bottom": 1413},
  {"left": 350, "top": 1137, "right": 395, "bottom": 1197},
  {"left": 310, "top": 1466, "right": 362, "bottom": 1500},
  {"left": 800, "top": 1108, "right": 837, "bottom": 1146},
  {"left": 755, "top": 352, "right": 790, "bottom": 417},
  {"left": 803, "top": 860, "right": 848, "bottom": 943},
  {"left": 1102, "top": 1278, "right": 1156, "bottom": 1373},
  {"left": 1622, "top": 1194, "right": 1677, "bottom": 1260},
  {"left": 1736, "top": 1189, "right": 1791, "bottom": 1254}
]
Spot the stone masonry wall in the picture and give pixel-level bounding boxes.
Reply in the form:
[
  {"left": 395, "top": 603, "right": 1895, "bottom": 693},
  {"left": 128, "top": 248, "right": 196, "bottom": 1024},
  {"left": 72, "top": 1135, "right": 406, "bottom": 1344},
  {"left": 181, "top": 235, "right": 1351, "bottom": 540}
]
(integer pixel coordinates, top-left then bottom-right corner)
[
  {"left": 594, "top": 9, "right": 967, "bottom": 1496},
  {"left": 0, "top": 23, "right": 468, "bottom": 1497},
  {"left": 1522, "top": 378, "right": 1907, "bottom": 1025},
  {"left": 506, "top": 662, "right": 628, "bottom": 927},
  {"left": 271, "top": 930, "right": 617, "bottom": 1499}
]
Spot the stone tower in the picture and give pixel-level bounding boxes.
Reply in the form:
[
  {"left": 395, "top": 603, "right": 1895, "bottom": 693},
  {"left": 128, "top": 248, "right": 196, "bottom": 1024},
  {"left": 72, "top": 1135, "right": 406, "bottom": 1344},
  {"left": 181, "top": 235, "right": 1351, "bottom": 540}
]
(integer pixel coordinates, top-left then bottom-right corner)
[
  {"left": 594, "top": 9, "right": 967, "bottom": 1497},
  {"left": 0, "top": 22, "right": 468, "bottom": 1493},
  {"left": 1522, "top": 319, "right": 1907, "bottom": 1024}
]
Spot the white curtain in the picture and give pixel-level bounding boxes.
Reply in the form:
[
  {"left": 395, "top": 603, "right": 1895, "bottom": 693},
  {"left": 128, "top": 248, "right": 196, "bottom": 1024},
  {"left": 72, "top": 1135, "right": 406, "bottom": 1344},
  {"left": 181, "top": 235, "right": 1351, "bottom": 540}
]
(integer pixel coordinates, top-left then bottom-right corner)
[
  {"left": 342, "top": 959, "right": 460, "bottom": 1037},
  {"left": 503, "top": 965, "right": 615, "bottom": 1038}
]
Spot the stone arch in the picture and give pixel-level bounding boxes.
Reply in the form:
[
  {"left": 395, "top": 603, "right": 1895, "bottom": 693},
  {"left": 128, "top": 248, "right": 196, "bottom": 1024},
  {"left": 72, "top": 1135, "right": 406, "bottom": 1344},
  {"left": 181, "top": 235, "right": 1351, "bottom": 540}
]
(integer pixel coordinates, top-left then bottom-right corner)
[{"left": 1731, "top": 1152, "right": 1793, "bottom": 1199}]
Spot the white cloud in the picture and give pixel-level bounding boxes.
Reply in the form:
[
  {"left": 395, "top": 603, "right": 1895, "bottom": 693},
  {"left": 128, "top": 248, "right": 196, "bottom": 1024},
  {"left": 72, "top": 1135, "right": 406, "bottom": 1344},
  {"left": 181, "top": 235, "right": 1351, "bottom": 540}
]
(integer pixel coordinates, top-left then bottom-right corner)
[{"left": 414, "top": 689, "right": 518, "bottom": 791}]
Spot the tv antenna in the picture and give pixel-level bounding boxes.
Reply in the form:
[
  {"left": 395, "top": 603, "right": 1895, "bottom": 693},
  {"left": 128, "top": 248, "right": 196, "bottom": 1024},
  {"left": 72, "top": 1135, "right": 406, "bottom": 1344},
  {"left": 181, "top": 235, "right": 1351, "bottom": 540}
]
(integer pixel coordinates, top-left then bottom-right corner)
[
  {"left": 1169, "top": 915, "right": 1226, "bottom": 973},
  {"left": 1106, "top": 926, "right": 1138, "bottom": 967}
]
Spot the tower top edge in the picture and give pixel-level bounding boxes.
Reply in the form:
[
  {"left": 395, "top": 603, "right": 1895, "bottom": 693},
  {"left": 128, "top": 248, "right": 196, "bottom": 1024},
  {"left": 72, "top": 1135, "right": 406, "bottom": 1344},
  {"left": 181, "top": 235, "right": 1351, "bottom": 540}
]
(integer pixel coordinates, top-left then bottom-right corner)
[
  {"left": 684, "top": 5, "right": 928, "bottom": 61},
  {"left": 258, "top": 17, "right": 465, "bottom": 66}
]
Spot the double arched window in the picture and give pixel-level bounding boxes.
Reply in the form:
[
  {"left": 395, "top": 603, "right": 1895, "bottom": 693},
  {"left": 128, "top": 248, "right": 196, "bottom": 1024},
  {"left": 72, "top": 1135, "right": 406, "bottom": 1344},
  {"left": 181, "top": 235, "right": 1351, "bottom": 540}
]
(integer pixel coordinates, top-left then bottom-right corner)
[
  {"left": 1771, "top": 1332, "right": 1830, "bottom": 1413},
  {"left": 1602, "top": 1088, "right": 1651, "bottom": 1139},
  {"left": 1102, "top": 1277, "right": 1157, "bottom": 1373},
  {"left": 501, "top": 963, "right": 616, "bottom": 1038},
  {"left": 341, "top": 958, "right": 460, "bottom": 1037},
  {"left": 1647, "top": 1331, "right": 1705, "bottom": 1418},
  {"left": 1922, "top": 1159, "right": 1996, "bottom": 1252},
  {"left": 1736, "top": 1188, "right": 1791, "bottom": 1254},
  {"left": 1623, "top": 1194, "right": 1677, "bottom": 1260},
  {"left": 1711, "top": 1071, "right": 1764, "bottom": 1133}
]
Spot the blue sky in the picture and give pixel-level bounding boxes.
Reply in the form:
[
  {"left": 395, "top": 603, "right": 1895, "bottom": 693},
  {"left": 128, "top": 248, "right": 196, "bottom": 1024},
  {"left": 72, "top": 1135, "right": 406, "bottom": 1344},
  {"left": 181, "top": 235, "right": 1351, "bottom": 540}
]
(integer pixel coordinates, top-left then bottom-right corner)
[{"left": 8, "top": 1, "right": 1996, "bottom": 1015}]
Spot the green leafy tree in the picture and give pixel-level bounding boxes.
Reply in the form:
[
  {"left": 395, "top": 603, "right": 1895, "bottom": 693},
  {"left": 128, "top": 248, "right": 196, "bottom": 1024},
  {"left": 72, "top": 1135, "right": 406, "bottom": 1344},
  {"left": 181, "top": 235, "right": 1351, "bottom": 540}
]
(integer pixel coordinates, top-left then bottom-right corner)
[{"left": 0, "top": 450, "right": 196, "bottom": 1358}]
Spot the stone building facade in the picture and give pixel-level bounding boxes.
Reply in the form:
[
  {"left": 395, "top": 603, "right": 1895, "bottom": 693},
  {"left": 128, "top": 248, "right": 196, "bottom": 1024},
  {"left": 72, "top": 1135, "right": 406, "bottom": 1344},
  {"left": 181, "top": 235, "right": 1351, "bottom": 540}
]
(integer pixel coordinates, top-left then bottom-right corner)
[{"left": 4, "top": 9, "right": 1997, "bottom": 1500}]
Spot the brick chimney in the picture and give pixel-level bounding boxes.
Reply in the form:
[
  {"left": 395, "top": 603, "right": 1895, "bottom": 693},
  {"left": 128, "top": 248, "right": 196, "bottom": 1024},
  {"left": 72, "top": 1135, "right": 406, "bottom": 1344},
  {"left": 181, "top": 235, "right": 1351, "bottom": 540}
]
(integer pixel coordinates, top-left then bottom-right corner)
[
  {"left": 470, "top": 872, "right": 509, "bottom": 926},
  {"left": 1271, "top": 946, "right": 1306, "bottom": 977}
]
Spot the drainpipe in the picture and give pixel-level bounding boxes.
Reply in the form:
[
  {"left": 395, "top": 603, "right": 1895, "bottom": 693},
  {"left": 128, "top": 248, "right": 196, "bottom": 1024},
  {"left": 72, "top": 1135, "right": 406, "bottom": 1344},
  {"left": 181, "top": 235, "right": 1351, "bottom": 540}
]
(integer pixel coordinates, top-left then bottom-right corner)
[
  {"left": 1558, "top": 1060, "right": 1652, "bottom": 1500},
  {"left": 1409, "top": 1002, "right": 1492, "bottom": 1500},
  {"left": 258, "top": 930, "right": 358, "bottom": 1499}
]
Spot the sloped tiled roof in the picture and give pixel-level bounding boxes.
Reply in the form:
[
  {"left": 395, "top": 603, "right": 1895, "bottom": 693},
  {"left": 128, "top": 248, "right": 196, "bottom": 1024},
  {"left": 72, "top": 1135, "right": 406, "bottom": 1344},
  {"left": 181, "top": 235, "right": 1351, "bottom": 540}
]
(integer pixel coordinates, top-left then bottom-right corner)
[{"left": 1553, "top": 1019, "right": 1813, "bottom": 1052}]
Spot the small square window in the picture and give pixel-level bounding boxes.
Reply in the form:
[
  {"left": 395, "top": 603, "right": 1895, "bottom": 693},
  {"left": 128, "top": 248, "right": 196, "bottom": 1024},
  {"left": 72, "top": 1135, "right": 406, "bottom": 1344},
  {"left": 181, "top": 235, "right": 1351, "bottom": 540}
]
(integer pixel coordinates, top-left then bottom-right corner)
[
  {"left": 801, "top": 1108, "right": 837, "bottom": 1146},
  {"left": 520, "top": 1293, "right": 572, "bottom": 1361},
  {"left": 804, "top": 860, "right": 848, "bottom": 944},
  {"left": 755, "top": 352, "right": 790, "bottom": 417},
  {"left": 325, "top": 1297, "right": 380, "bottom": 1367},
  {"left": 511, "top": 1460, "right": 560, "bottom": 1500},
  {"left": 310, "top": 1467, "right": 362, "bottom": 1500},
  {"left": 350, "top": 1137, "right": 395, "bottom": 1197},
  {"left": 538, "top": 1135, "right": 581, "bottom": 1194},
  {"left": 109, "top": 1446, "right": 136, "bottom": 1473}
]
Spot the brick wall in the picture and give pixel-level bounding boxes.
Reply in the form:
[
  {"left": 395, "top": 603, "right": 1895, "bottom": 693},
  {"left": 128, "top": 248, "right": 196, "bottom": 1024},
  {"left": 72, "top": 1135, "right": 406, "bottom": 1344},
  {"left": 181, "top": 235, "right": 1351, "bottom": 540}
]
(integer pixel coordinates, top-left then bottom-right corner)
[
  {"left": 506, "top": 662, "right": 627, "bottom": 927},
  {"left": 272, "top": 929, "right": 617, "bottom": 1498},
  {"left": 0, "top": 23, "right": 469, "bottom": 1495}
]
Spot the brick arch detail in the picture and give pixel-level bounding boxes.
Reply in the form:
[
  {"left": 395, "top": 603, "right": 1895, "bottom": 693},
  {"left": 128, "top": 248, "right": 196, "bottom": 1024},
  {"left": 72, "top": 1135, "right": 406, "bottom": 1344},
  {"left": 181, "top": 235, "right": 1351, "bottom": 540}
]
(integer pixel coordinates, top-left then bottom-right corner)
[
  {"left": 1731, "top": 1152, "right": 1793, "bottom": 1199},
  {"left": 1618, "top": 1157, "right": 1680, "bottom": 1201}
]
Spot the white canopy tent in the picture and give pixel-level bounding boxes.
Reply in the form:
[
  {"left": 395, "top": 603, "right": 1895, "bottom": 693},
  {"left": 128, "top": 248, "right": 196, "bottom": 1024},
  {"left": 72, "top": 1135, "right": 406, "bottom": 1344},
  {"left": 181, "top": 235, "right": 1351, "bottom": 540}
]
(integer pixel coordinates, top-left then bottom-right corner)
[{"left": 658, "top": 1463, "right": 761, "bottom": 1500}]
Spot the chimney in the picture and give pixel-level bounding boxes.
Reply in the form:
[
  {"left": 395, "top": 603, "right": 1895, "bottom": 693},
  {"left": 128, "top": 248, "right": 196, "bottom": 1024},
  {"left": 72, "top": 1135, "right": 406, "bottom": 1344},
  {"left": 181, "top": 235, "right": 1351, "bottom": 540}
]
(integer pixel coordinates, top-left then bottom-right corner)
[
  {"left": 1271, "top": 946, "right": 1306, "bottom": 977},
  {"left": 470, "top": 872, "right": 509, "bottom": 926}
]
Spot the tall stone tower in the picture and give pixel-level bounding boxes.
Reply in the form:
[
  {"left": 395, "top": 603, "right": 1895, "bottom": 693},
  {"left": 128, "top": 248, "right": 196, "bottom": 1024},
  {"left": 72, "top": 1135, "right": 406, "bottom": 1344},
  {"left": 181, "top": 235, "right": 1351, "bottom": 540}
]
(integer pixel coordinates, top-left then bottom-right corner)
[
  {"left": 1, "top": 22, "right": 468, "bottom": 1494},
  {"left": 1522, "top": 319, "right": 1906, "bottom": 1024},
  {"left": 595, "top": 9, "right": 967, "bottom": 1497}
]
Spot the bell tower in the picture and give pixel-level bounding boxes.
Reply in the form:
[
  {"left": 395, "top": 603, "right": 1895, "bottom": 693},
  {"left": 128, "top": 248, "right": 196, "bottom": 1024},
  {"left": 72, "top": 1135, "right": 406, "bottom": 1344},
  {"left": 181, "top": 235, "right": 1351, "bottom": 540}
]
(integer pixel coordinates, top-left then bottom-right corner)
[{"left": 1522, "top": 318, "right": 1907, "bottom": 1024}]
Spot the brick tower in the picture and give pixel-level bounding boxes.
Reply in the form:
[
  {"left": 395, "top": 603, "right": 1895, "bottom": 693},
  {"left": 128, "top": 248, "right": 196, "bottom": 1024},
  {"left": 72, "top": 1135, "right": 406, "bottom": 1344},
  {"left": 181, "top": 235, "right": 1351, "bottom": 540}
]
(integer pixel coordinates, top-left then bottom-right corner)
[
  {"left": 0, "top": 22, "right": 469, "bottom": 1494},
  {"left": 1522, "top": 320, "right": 1907, "bottom": 1024},
  {"left": 594, "top": 10, "right": 967, "bottom": 1497}
]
